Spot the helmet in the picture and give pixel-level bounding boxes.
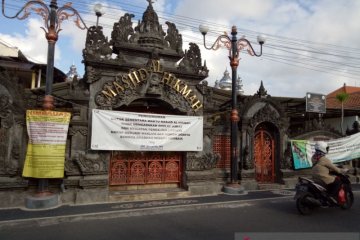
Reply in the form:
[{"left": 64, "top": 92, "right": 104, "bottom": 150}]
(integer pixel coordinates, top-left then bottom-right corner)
[{"left": 314, "top": 141, "right": 328, "bottom": 153}]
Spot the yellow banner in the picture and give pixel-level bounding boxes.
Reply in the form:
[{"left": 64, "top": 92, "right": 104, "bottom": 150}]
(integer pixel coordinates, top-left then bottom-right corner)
[{"left": 22, "top": 110, "right": 71, "bottom": 178}]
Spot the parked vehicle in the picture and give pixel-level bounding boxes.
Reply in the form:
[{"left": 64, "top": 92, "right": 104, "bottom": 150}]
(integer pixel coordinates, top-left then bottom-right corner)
[{"left": 294, "top": 172, "right": 354, "bottom": 215}]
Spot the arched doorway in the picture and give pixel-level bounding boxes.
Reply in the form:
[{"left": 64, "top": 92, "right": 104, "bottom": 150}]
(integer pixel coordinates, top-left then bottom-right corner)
[
  {"left": 254, "top": 122, "right": 277, "bottom": 183},
  {"left": 108, "top": 98, "right": 185, "bottom": 188}
]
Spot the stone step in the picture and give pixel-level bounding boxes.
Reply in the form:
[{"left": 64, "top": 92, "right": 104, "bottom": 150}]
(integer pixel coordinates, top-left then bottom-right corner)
[
  {"left": 110, "top": 183, "right": 179, "bottom": 191},
  {"left": 109, "top": 188, "right": 191, "bottom": 202},
  {"left": 257, "top": 183, "right": 286, "bottom": 190}
]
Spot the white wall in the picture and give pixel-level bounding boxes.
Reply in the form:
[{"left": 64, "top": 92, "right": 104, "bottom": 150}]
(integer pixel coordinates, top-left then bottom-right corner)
[
  {"left": 324, "top": 115, "right": 359, "bottom": 134},
  {"left": 0, "top": 41, "right": 18, "bottom": 57}
]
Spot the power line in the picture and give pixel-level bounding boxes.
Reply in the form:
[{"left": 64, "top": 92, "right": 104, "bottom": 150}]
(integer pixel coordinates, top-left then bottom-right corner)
[
  {"left": 4, "top": 0, "right": 360, "bottom": 81},
  {"left": 262, "top": 56, "right": 360, "bottom": 80},
  {"left": 8, "top": 0, "right": 360, "bottom": 57}
]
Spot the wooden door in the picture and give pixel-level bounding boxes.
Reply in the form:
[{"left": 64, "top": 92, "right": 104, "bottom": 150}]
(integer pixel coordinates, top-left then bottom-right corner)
[
  {"left": 254, "top": 129, "right": 275, "bottom": 182},
  {"left": 109, "top": 152, "right": 182, "bottom": 185}
]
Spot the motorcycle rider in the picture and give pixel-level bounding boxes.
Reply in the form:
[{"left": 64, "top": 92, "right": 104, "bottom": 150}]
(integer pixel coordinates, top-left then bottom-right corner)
[{"left": 311, "top": 141, "right": 345, "bottom": 202}]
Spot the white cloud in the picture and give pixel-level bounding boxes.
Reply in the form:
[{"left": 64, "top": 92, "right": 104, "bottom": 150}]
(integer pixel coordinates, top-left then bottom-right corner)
[
  {"left": 175, "top": 0, "right": 273, "bottom": 22},
  {"left": 172, "top": 0, "right": 360, "bottom": 97},
  {"left": 2, "top": 0, "right": 359, "bottom": 97},
  {"left": 0, "top": 18, "right": 61, "bottom": 64}
]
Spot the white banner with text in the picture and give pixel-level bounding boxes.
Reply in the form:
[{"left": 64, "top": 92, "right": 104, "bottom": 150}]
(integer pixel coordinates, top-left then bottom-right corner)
[
  {"left": 91, "top": 109, "right": 203, "bottom": 151},
  {"left": 291, "top": 132, "right": 360, "bottom": 169}
]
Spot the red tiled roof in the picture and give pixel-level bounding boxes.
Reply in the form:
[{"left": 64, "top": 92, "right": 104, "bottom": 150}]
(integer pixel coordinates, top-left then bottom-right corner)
[{"left": 326, "top": 84, "right": 360, "bottom": 110}]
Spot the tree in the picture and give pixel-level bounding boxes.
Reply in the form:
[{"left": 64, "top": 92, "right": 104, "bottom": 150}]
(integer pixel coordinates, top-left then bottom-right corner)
[{"left": 336, "top": 92, "right": 349, "bottom": 135}]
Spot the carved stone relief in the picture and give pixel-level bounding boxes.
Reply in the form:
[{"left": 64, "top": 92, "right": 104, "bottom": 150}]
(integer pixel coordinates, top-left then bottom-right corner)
[
  {"left": 186, "top": 134, "right": 219, "bottom": 171},
  {"left": 178, "top": 43, "right": 208, "bottom": 76},
  {"left": 69, "top": 76, "right": 90, "bottom": 98},
  {"left": 242, "top": 145, "right": 253, "bottom": 169},
  {"left": 165, "top": 21, "right": 183, "bottom": 54},
  {"left": 69, "top": 125, "right": 88, "bottom": 136},
  {"left": 249, "top": 103, "right": 282, "bottom": 128},
  {"left": 65, "top": 152, "right": 108, "bottom": 176},
  {"left": 196, "top": 81, "right": 215, "bottom": 109},
  {"left": 83, "top": 26, "right": 113, "bottom": 61},
  {"left": 111, "top": 13, "right": 135, "bottom": 44},
  {"left": 0, "top": 72, "right": 25, "bottom": 177},
  {"left": 85, "top": 66, "right": 102, "bottom": 84}
]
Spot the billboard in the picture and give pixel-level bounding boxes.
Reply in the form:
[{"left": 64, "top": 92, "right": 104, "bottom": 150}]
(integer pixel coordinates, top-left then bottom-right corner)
[{"left": 306, "top": 92, "right": 326, "bottom": 113}]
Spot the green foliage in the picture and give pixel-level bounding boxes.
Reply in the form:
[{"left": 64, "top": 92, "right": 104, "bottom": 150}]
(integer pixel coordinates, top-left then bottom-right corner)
[
  {"left": 335, "top": 92, "right": 350, "bottom": 135},
  {"left": 336, "top": 92, "right": 349, "bottom": 103}
]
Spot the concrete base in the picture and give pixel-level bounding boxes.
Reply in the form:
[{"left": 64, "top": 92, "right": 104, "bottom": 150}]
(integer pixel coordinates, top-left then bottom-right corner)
[
  {"left": 283, "top": 177, "right": 299, "bottom": 189},
  {"left": 187, "top": 181, "right": 222, "bottom": 196},
  {"left": 222, "top": 183, "right": 247, "bottom": 195},
  {"left": 75, "top": 188, "right": 109, "bottom": 205},
  {"left": 25, "top": 193, "right": 59, "bottom": 210},
  {"left": 240, "top": 179, "right": 259, "bottom": 190}
]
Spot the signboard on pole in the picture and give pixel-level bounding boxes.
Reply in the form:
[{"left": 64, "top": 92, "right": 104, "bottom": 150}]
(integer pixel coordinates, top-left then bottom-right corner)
[
  {"left": 291, "top": 132, "right": 360, "bottom": 169},
  {"left": 306, "top": 92, "right": 326, "bottom": 113},
  {"left": 91, "top": 109, "right": 203, "bottom": 151},
  {"left": 22, "top": 110, "right": 71, "bottom": 178}
]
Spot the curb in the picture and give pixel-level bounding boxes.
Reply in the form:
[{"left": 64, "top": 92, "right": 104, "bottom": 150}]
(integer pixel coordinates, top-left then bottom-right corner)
[{"left": 0, "top": 195, "right": 293, "bottom": 229}]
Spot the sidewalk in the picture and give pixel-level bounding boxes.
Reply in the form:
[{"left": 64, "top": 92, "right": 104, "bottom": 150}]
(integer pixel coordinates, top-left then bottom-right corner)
[{"left": 1, "top": 184, "right": 359, "bottom": 229}]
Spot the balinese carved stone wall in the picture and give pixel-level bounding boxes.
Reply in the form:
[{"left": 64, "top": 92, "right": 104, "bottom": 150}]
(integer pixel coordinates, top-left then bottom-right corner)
[{"left": 0, "top": 71, "right": 28, "bottom": 189}]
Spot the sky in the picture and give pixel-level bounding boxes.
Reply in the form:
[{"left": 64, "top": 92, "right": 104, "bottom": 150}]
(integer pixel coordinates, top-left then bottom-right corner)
[{"left": 1, "top": 0, "right": 360, "bottom": 98}]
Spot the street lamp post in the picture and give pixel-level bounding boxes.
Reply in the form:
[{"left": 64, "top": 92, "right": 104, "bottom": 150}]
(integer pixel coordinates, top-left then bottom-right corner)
[
  {"left": 199, "top": 25, "right": 265, "bottom": 192},
  {"left": 93, "top": 3, "right": 104, "bottom": 27},
  {"left": 2, "top": 0, "right": 87, "bottom": 195}
]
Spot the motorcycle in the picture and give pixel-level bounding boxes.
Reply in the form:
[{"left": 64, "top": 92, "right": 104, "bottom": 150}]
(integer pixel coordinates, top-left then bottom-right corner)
[{"left": 294, "top": 172, "right": 354, "bottom": 215}]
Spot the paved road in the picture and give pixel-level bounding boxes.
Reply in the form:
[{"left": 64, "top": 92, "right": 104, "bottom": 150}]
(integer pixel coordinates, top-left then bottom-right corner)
[{"left": 1, "top": 191, "right": 359, "bottom": 240}]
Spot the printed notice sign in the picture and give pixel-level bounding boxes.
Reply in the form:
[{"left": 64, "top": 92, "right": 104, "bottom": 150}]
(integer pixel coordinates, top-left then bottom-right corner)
[
  {"left": 91, "top": 109, "right": 203, "bottom": 151},
  {"left": 22, "top": 110, "right": 71, "bottom": 178}
]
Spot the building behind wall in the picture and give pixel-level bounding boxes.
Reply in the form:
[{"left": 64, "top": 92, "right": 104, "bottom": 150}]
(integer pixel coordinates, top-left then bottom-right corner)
[
  {"left": 325, "top": 84, "right": 360, "bottom": 135},
  {"left": 0, "top": 39, "right": 66, "bottom": 89}
]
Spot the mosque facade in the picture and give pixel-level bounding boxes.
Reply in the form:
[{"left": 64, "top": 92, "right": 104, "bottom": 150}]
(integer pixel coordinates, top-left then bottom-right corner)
[{"left": 0, "top": 1, "right": 350, "bottom": 207}]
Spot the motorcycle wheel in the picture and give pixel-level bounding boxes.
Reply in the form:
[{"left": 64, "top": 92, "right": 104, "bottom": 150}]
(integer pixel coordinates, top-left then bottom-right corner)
[
  {"left": 296, "top": 194, "right": 312, "bottom": 215},
  {"left": 340, "top": 190, "right": 354, "bottom": 210}
]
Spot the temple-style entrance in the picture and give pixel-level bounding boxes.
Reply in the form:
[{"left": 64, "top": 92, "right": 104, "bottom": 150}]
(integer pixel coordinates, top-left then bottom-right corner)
[
  {"left": 254, "top": 123, "right": 275, "bottom": 182},
  {"left": 109, "top": 152, "right": 182, "bottom": 186},
  {"left": 107, "top": 98, "right": 186, "bottom": 187}
]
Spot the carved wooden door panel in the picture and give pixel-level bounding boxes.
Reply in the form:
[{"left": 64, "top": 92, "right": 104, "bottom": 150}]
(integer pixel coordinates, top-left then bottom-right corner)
[
  {"left": 254, "top": 129, "right": 275, "bottom": 182},
  {"left": 109, "top": 152, "right": 182, "bottom": 185}
]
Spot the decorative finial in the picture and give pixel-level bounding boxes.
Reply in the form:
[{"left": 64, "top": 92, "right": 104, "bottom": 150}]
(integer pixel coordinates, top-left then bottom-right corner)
[
  {"left": 256, "top": 80, "right": 268, "bottom": 97},
  {"left": 147, "top": 0, "right": 155, "bottom": 5}
]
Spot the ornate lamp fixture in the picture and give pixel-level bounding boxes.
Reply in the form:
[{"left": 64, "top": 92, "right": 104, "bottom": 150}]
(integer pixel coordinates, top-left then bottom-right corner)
[
  {"left": 199, "top": 24, "right": 265, "bottom": 192},
  {"left": 2, "top": 0, "right": 87, "bottom": 195},
  {"left": 93, "top": 3, "right": 104, "bottom": 27},
  {"left": 2, "top": 0, "right": 87, "bottom": 110}
]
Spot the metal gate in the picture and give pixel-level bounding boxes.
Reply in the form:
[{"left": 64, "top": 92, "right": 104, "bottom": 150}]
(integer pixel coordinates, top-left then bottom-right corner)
[
  {"left": 109, "top": 152, "right": 182, "bottom": 185},
  {"left": 254, "top": 129, "right": 275, "bottom": 182}
]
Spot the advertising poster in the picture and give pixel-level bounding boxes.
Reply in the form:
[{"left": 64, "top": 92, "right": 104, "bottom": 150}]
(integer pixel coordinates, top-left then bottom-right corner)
[
  {"left": 22, "top": 110, "right": 71, "bottom": 178},
  {"left": 291, "top": 140, "right": 313, "bottom": 169}
]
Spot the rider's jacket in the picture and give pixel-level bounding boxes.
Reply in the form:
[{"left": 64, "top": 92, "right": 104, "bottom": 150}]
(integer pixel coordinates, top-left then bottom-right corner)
[{"left": 312, "top": 156, "right": 341, "bottom": 184}]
